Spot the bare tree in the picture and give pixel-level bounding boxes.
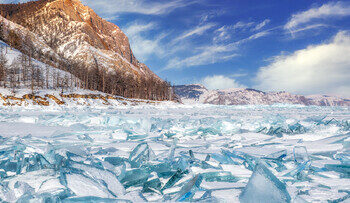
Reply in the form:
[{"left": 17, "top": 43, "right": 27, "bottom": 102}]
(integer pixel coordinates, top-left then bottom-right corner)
[
  {"left": 0, "top": 47, "right": 8, "bottom": 87},
  {"left": 45, "top": 64, "right": 50, "bottom": 89},
  {"left": 19, "top": 52, "right": 29, "bottom": 87},
  {"left": 29, "top": 56, "right": 35, "bottom": 94}
]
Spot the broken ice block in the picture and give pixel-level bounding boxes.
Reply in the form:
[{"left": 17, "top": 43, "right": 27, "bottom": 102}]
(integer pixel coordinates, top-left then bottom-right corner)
[
  {"left": 176, "top": 157, "right": 190, "bottom": 171},
  {"left": 148, "top": 163, "right": 174, "bottom": 178},
  {"left": 288, "top": 123, "right": 306, "bottom": 134},
  {"left": 189, "top": 150, "right": 195, "bottom": 159},
  {"left": 268, "top": 127, "right": 284, "bottom": 137},
  {"left": 129, "top": 143, "right": 155, "bottom": 168},
  {"left": 13, "top": 181, "right": 35, "bottom": 199},
  {"left": 239, "top": 162, "right": 291, "bottom": 203},
  {"left": 104, "top": 157, "right": 126, "bottom": 166},
  {"left": 120, "top": 168, "right": 150, "bottom": 189},
  {"left": 324, "top": 164, "right": 350, "bottom": 178},
  {"left": 175, "top": 174, "right": 203, "bottom": 202},
  {"left": 221, "top": 150, "right": 255, "bottom": 170},
  {"left": 16, "top": 193, "right": 62, "bottom": 203},
  {"left": 193, "top": 190, "right": 220, "bottom": 202},
  {"left": 205, "top": 154, "right": 210, "bottom": 162},
  {"left": 264, "top": 150, "right": 287, "bottom": 161},
  {"left": 142, "top": 177, "right": 162, "bottom": 194},
  {"left": 69, "top": 162, "right": 126, "bottom": 197},
  {"left": 209, "top": 153, "right": 235, "bottom": 164},
  {"left": 202, "top": 171, "right": 237, "bottom": 182},
  {"left": 283, "top": 160, "right": 311, "bottom": 180},
  {"left": 65, "top": 173, "right": 113, "bottom": 198},
  {"left": 293, "top": 146, "right": 309, "bottom": 164},
  {"left": 334, "top": 152, "right": 350, "bottom": 164},
  {"left": 161, "top": 168, "right": 189, "bottom": 192}
]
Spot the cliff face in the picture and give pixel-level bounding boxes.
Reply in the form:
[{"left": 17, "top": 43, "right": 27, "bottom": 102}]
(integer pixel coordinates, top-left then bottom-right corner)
[
  {"left": 0, "top": 0, "right": 157, "bottom": 79},
  {"left": 174, "top": 85, "right": 350, "bottom": 106},
  {"left": 0, "top": 0, "right": 173, "bottom": 100}
]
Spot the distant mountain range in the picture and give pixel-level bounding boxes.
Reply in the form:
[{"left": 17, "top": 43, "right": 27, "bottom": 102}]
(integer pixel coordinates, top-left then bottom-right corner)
[{"left": 174, "top": 84, "right": 350, "bottom": 106}]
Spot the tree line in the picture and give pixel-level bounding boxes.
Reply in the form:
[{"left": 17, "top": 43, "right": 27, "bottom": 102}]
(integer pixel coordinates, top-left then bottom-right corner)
[{"left": 0, "top": 45, "right": 174, "bottom": 100}]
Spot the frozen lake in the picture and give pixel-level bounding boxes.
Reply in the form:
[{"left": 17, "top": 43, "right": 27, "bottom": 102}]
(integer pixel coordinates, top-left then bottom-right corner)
[{"left": 0, "top": 104, "right": 349, "bottom": 202}]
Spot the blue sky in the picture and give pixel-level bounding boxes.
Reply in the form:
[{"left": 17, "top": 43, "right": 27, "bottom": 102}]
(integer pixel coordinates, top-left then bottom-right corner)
[{"left": 2, "top": 0, "right": 350, "bottom": 97}]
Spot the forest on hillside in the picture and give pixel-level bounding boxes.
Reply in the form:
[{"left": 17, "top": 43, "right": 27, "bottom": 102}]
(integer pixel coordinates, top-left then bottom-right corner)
[{"left": 0, "top": 42, "right": 174, "bottom": 101}]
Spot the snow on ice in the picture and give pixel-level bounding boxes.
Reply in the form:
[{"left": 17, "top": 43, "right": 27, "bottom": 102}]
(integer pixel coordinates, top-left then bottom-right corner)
[{"left": 0, "top": 104, "right": 349, "bottom": 202}]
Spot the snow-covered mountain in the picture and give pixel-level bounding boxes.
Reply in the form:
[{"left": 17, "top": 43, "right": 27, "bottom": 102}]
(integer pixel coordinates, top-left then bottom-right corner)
[
  {"left": 174, "top": 84, "right": 350, "bottom": 106},
  {"left": 0, "top": 0, "right": 172, "bottom": 100},
  {"left": 0, "top": 0, "right": 156, "bottom": 78}
]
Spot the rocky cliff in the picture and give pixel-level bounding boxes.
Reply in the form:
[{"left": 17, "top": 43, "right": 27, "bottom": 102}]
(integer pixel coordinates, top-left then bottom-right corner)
[{"left": 0, "top": 0, "right": 170, "bottom": 100}]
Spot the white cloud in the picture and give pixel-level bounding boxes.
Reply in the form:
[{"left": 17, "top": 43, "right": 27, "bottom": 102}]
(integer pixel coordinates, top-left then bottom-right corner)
[
  {"left": 202, "top": 75, "right": 245, "bottom": 90},
  {"left": 214, "top": 26, "right": 231, "bottom": 42},
  {"left": 214, "top": 20, "right": 272, "bottom": 42},
  {"left": 199, "top": 10, "right": 224, "bottom": 24},
  {"left": 123, "top": 22, "right": 165, "bottom": 61},
  {"left": 229, "top": 73, "right": 248, "bottom": 78},
  {"left": 287, "top": 24, "right": 328, "bottom": 35},
  {"left": 124, "top": 22, "right": 155, "bottom": 36},
  {"left": 173, "top": 23, "right": 216, "bottom": 42},
  {"left": 253, "top": 19, "right": 270, "bottom": 31},
  {"left": 246, "top": 30, "right": 270, "bottom": 41},
  {"left": 285, "top": 2, "right": 350, "bottom": 32},
  {"left": 165, "top": 45, "right": 238, "bottom": 70},
  {"left": 255, "top": 31, "right": 350, "bottom": 98},
  {"left": 232, "top": 21, "right": 255, "bottom": 30},
  {"left": 81, "top": 0, "right": 197, "bottom": 16},
  {"left": 165, "top": 30, "right": 269, "bottom": 70}
]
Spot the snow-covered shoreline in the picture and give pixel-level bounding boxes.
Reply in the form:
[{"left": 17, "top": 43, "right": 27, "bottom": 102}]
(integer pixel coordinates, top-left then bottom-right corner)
[{"left": 0, "top": 88, "right": 178, "bottom": 108}]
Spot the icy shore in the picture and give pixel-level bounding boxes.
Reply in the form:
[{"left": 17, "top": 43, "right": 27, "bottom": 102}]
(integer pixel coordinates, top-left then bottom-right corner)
[{"left": 0, "top": 104, "right": 349, "bottom": 202}]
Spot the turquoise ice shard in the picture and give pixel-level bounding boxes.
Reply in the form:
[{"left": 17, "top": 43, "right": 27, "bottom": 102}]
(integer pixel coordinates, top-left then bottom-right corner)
[
  {"left": 142, "top": 176, "right": 162, "bottom": 193},
  {"left": 288, "top": 123, "right": 306, "bottom": 134},
  {"left": 16, "top": 193, "right": 62, "bottom": 203},
  {"left": 267, "top": 127, "right": 284, "bottom": 137},
  {"left": 205, "top": 154, "right": 210, "bottom": 161},
  {"left": 202, "top": 171, "right": 237, "bottom": 182},
  {"left": 104, "top": 157, "right": 126, "bottom": 166},
  {"left": 175, "top": 174, "right": 203, "bottom": 202},
  {"left": 129, "top": 143, "right": 155, "bottom": 168},
  {"left": 239, "top": 162, "right": 291, "bottom": 203},
  {"left": 264, "top": 150, "right": 287, "bottom": 160},
  {"left": 69, "top": 162, "right": 126, "bottom": 197},
  {"left": 334, "top": 152, "right": 350, "bottom": 164},
  {"left": 120, "top": 168, "right": 150, "bottom": 189},
  {"left": 13, "top": 181, "right": 35, "bottom": 199},
  {"left": 293, "top": 146, "right": 309, "bottom": 164},
  {"left": 324, "top": 164, "right": 350, "bottom": 178},
  {"left": 161, "top": 169, "right": 189, "bottom": 192}
]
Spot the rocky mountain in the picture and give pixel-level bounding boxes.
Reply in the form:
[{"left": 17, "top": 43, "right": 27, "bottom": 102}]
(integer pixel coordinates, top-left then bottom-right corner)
[
  {"left": 174, "top": 84, "right": 350, "bottom": 106},
  {"left": 0, "top": 0, "right": 172, "bottom": 100}
]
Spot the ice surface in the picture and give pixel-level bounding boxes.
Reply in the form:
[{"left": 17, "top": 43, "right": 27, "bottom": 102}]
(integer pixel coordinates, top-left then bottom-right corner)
[
  {"left": 239, "top": 162, "right": 291, "bottom": 203},
  {"left": 0, "top": 104, "right": 349, "bottom": 202}
]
